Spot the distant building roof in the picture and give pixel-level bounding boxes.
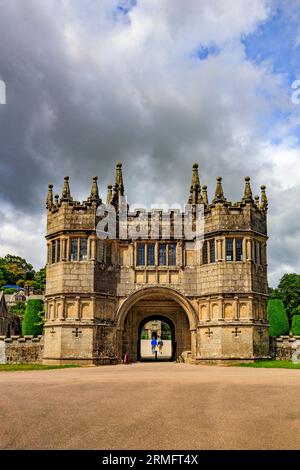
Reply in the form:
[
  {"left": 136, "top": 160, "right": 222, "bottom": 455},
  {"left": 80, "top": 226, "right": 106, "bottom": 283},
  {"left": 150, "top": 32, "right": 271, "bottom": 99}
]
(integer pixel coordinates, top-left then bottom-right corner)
[
  {"left": 26, "top": 295, "right": 44, "bottom": 301},
  {"left": 4, "top": 285, "right": 24, "bottom": 290}
]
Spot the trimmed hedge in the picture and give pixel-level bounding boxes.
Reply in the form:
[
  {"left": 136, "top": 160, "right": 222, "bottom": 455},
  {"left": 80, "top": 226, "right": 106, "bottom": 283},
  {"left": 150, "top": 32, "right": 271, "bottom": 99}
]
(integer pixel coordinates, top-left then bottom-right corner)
[
  {"left": 268, "top": 299, "right": 289, "bottom": 337},
  {"left": 291, "top": 315, "right": 300, "bottom": 336},
  {"left": 22, "top": 299, "right": 44, "bottom": 336}
]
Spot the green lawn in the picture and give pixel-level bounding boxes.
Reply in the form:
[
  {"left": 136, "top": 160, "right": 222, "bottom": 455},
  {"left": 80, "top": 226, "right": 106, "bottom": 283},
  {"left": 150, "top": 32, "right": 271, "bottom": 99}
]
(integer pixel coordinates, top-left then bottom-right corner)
[
  {"left": 237, "top": 360, "right": 300, "bottom": 369},
  {"left": 0, "top": 364, "right": 81, "bottom": 372}
]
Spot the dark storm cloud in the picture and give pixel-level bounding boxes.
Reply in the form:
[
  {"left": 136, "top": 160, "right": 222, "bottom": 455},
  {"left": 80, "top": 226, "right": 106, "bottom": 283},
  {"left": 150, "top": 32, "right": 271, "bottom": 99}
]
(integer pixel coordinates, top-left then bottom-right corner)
[
  {"left": 0, "top": 0, "right": 300, "bottom": 284},
  {"left": 0, "top": 0, "right": 270, "bottom": 209}
]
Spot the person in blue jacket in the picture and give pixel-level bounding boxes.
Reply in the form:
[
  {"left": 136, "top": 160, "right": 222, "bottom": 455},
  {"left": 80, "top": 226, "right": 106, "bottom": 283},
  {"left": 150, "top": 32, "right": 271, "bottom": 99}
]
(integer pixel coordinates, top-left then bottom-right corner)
[{"left": 151, "top": 336, "right": 157, "bottom": 354}]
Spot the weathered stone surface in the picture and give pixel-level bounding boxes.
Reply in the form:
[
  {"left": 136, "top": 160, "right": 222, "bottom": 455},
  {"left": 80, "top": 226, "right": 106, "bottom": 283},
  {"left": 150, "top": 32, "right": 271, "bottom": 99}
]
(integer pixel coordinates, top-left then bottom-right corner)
[
  {"left": 0, "top": 336, "right": 43, "bottom": 364},
  {"left": 44, "top": 165, "right": 269, "bottom": 365},
  {"left": 272, "top": 336, "right": 300, "bottom": 361}
]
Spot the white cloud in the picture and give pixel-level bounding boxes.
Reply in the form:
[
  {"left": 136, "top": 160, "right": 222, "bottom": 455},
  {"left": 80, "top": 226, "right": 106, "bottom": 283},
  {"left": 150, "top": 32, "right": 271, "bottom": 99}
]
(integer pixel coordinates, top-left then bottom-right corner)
[
  {"left": 0, "top": 202, "right": 46, "bottom": 269},
  {"left": 0, "top": 0, "right": 299, "bottom": 286}
]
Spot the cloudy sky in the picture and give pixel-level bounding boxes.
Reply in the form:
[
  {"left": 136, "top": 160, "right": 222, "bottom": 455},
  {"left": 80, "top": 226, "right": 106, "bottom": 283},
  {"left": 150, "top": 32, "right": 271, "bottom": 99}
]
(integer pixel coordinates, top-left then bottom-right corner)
[{"left": 0, "top": 0, "right": 300, "bottom": 286}]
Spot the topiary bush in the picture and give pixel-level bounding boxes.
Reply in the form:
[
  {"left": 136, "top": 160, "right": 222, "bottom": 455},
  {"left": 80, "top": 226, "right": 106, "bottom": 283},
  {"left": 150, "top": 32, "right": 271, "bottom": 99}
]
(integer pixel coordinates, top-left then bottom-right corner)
[
  {"left": 268, "top": 299, "right": 289, "bottom": 337},
  {"left": 22, "top": 299, "right": 44, "bottom": 336},
  {"left": 291, "top": 315, "right": 300, "bottom": 336}
]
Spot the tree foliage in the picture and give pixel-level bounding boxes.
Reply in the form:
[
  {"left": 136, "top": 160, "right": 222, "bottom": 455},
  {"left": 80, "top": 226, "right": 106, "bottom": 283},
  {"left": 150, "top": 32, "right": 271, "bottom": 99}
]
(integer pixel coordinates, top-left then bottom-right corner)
[
  {"left": 0, "top": 254, "right": 46, "bottom": 292},
  {"left": 268, "top": 287, "right": 280, "bottom": 300},
  {"left": 31, "top": 267, "right": 46, "bottom": 292},
  {"left": 22, "top": 299, "right": 44, "bottom": 336},
  {"left": 268, "top": 299, "right": 289, "bottom": 337},
  {"left": 291, "top": 313, "right": 300, "bottom": 336},
  {"left": 0, "top": 255, "right": 34, "bottom": 283},
  {"left": 9, "top": 301, "right": 26, "bottom": 317},
  {"left": 274, "top": 274, "right": 300, "bottom": 326}
]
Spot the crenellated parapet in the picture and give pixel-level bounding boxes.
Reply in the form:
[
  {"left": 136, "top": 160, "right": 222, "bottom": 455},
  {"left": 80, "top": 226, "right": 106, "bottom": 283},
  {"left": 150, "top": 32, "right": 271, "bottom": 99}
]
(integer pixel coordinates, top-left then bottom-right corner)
[
  {"left": 0, "top": 335, "right": 44, "bottom": 364},
  {"left": 185, "top": 165, "right": 268, "bottom": 238}
]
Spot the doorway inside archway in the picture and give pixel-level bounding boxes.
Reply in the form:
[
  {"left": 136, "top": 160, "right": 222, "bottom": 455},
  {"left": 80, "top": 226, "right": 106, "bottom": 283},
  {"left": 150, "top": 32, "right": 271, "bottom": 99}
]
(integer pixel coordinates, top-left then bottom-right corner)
[{"left": 137, "top": 315, "right": 176, "bottom": 362}]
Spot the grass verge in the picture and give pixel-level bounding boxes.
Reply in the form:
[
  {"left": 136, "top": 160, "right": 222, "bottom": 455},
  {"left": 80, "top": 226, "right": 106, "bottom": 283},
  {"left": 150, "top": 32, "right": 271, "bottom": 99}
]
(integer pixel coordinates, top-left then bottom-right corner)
[
  {"left": 0, "top": 364, "right": 81, "bottom": 372},
  {"left": 237, "top": 360, "right": 300, "bottom": 369}
]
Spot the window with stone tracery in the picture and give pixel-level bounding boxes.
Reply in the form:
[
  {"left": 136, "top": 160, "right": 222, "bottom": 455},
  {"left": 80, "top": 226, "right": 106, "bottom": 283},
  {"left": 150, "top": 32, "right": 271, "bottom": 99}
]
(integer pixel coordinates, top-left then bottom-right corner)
[
  {"left": 97, "top": 240, "right": 105, "bottom": 263},
  {"left": 158, "top": 244, "right": 167, "bottom": 266},
  {"left": 202, "top": 241, "right": 208, "bottom": 264},
  {"left": 70, "top": 238, "right": 78, "bottom": 262},
  {"left": 51, "top": 240, "right": 56, "bottom": 264},
  {"left": 147, "top": 243, "right": 155, "bottom": 266},
  {"left": 226, "top": 238, "right": 234, "bottom": 261},
  {"left": 168, "top": 243, "right": 176, "bottom": 266},
  {"left": 79, "top": 239, "right": 88, "bottom": 261},
  {"left": 137, "top": 243, "right": 145, "bottom": 266},
  {"left": 135, "top": 242, "right": 177, "bottom": 267},
  {"left": 236, "top": 238, "right": 243, "bottom": 261},
  {"left": 209, "top": 239, "right": 215, "bottom": 263}
]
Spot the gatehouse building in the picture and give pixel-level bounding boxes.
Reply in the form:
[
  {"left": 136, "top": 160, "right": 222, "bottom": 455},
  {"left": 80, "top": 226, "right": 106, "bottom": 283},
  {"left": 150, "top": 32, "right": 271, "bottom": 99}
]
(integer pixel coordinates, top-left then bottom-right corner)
[{"left": 43, "top": 162, "right": 269, "bottom": 365}]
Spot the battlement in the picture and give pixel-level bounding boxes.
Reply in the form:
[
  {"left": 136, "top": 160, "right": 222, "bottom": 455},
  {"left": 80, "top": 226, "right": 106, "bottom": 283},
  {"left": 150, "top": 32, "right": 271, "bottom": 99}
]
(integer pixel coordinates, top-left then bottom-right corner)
[
  {"left": 0, "top": 335, "right": 43, "bottom": 343},
  {"left": 270, "top": 335, "right": 300, "bottom": 361},
  {"left": 46, "top": 162, "right": 268, "bottom": 239},
  {"left": 0, "top": 335, "right": 44, "bottom": 364}
]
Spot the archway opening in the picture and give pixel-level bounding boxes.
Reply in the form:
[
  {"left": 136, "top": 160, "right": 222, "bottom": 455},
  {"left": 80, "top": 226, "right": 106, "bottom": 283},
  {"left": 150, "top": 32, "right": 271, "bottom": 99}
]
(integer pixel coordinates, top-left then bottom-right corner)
[
  {"left": 137, "top": 315, "right": 176, "bottom": 362},
  {"left": 118, "top": 287, "right": 196, "bottom": 362}
]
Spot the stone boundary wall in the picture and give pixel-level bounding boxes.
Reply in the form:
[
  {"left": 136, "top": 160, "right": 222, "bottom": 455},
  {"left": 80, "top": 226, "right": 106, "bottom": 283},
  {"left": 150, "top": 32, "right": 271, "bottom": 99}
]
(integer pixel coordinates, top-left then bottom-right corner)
[
  {"left": 270, "top": 335, "right": 300, "bottom": 361},
  {"left": 0, "top": 334, "right": 299, "bottom": 365},
  {"left": 0, "top": 335, "right": 44, "bottom": 364}
]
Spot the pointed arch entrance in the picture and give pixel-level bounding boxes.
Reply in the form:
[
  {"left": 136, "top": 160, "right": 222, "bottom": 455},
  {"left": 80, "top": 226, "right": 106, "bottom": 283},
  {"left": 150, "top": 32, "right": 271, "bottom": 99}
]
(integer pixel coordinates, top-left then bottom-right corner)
[{"left": 116, "top": 286, "right": 197, "bottom": 362}]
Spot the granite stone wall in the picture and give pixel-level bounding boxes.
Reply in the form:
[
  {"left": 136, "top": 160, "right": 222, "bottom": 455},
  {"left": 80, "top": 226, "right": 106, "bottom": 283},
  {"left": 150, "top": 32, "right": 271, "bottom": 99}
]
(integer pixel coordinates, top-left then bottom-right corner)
[
  {"left": 271, "top": 335, "right": 300, "bottom": 361},
  {"left": 0, "top": 336, "right": 44, "bottom": 364}
]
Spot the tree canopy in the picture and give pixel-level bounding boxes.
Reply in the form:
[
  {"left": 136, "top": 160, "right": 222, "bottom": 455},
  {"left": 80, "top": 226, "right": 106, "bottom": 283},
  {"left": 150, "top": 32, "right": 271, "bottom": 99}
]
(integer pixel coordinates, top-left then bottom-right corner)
[
  {"left": 270, "top": 274, "right": 300, "bottom": 327},
  {"left": 291, "top": 315, "right": 300, "bottom": 336},
  {"left": 22, "top": 299, "right": 44, "bottom": 336},
  {"left": 268, "top": 299, "right": 289, "bottom": 337},
  {"left": 0, "top": 254, "right": 45, "bottom": 292}
]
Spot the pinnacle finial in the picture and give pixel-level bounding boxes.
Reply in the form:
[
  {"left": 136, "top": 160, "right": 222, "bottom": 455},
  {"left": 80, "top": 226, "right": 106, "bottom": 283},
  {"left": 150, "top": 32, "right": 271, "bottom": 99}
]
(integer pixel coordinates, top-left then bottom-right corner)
[
  {"left": 115, "top": 161, "right": 124, "bottom": 196},
  {"left": 188, "top": 163, "right": 202, "bottom": 204},
  {"left": 187, "top": 185, "right": 193, "bottom": 205},
  {"left": 54, "top": 194, "right": 59, "bottom": 207},
  {"left": 46, "top": 184, "right": 53, "bottom": 209},
  {"left": 202, "top": 185, "right": 209, "bottom": 205},
  {"left": 61, "top": 176, "right": 72, "bottom": 200},
  {"left": 213, "top": 176, "right": 226, "bottom": 203},
  {"left": 192, "top": 163, "right": 201, "bottom": 189},
  {"left": 242, "top": 176, "right": 253, "bottom": 202},
  {"left": 90, "top": 176, "right": 100, "bottom": 200},
  {"left": 106, "top": 184, "right": 113, "bottom": 205},
  {"left": 260, "top": 185, "right": 268, "bottom": 211}
]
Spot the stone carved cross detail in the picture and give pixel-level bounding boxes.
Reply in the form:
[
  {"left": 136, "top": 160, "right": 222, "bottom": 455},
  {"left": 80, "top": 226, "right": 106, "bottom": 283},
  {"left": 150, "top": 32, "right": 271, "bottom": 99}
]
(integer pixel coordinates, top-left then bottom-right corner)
[
  {"left": 205, "top": 328, "right": 213, "bottom": 338},
  {"left": 72, "top": 328, "right": 82, "bottom": 338},
  {"left": 50, "top": 328, "right": 56, "bottom": 335},
  {"left": 232, "top": 327, "right": 242, "bottom": 337}
]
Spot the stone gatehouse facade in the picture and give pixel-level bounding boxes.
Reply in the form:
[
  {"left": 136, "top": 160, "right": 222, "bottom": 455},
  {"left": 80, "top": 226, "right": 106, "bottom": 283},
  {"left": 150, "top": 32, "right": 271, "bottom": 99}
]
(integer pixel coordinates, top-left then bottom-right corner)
[{"left": 43, "top": 162, "right": 269, "bottom": 365}]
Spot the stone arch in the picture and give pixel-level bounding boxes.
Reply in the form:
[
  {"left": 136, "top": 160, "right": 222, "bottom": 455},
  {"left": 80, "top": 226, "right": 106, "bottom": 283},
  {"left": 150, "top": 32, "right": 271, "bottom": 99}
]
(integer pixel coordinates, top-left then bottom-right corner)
[
  {"left": 116, "top": 286, "right": 197, "bottom": 362},
  {"left": 116, "top": 286, "right": 197, "bottom": 331}
]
